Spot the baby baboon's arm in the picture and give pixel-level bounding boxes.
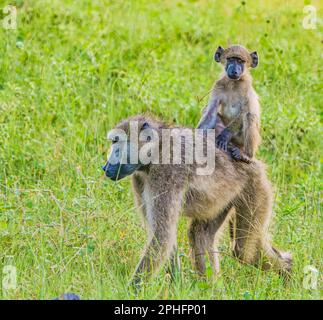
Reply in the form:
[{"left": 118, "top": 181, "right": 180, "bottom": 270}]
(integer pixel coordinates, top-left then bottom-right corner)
[{"left": 197, "top": 95, "right": 219, "bottom": 129}]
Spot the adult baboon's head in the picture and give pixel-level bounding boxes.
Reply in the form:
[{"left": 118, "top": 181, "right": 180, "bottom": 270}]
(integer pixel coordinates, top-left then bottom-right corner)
[{"left": 102, "top": 115, "right": 163, "bottom": 181}]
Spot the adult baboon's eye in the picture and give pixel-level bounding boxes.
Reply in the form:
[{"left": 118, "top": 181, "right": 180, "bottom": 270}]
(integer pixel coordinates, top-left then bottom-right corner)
[{"left": 112, "top": 136, "right": 119, "bottom": 144}]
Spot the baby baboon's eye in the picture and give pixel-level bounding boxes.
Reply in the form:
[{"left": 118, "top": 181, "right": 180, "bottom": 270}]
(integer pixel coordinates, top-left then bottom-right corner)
[{"left": 146, "top": 136, "right": 152, "bottom": 142}]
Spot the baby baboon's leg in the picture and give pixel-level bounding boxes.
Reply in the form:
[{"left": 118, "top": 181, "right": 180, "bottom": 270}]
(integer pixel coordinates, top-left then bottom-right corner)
[
  {"left": 243, "top": 112, "right": 261, "bottom": 159},
  {"left": 233, "top": 180, "right": 292, "bottom": 274},
  {"left": 188, "top": 206, "right": 232, "bottom": 277},
  {"left": 132, "top": 191, "right": 182, "bottom": 285}
]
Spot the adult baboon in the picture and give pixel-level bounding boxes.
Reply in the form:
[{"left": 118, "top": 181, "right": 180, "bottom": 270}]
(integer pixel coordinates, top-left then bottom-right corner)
[{"left": 102, "top": 115, "right": 292, "bottom": 283}]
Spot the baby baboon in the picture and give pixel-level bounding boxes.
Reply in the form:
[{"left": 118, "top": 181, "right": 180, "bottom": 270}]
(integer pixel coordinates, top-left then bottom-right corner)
[
  {"left": 102, "top": 115, "right": 292, "bottom": 283},
  {"left": 198, "top": 45, "right": 261, "bottom": 161}
]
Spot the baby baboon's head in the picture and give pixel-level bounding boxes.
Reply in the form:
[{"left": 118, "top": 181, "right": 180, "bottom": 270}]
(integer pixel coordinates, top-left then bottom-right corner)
[{"left": 214, "top": 45, "right": 258, "bottom": 80}]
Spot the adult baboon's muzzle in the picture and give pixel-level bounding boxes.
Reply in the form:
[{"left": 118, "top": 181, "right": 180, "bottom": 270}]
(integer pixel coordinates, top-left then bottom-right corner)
[
  {"left": 102, "top": 162, "right": 122, "bottom": 180},
  {"left": 102, "top": 162, "right": 141, "bottom": 181}
]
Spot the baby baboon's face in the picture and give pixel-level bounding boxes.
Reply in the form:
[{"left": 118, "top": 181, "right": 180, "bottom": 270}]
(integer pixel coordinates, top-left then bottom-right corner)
[
  {"left": 214, "top": 45, "right": 259, "bottom": 80},
  {"left": 225, "top": 56, "right": 245, "bottom": 80}
]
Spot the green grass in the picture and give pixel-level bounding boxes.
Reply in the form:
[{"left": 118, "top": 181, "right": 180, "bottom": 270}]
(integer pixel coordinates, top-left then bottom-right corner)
[{"left": 0, "top": 0, "right": 322, "bottom": 300}]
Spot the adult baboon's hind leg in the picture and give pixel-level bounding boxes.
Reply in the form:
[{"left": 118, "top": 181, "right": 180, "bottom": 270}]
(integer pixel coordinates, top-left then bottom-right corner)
[
  {"left": 233, "top": 182, "right": 292, "bottom": 275},
  {"left": 188, "top": 206, "right": 232, "bottom": 277},
  {"left": 228, "top": 209, "right": 237, "bottom": 251}
]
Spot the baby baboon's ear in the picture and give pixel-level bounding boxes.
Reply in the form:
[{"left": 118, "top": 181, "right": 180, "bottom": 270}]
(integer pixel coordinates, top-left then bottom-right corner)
[
  {"left": 214, "top": 46, "right": 224, "bottom": 62},
  {"left": 141, "top": 122, "right": 150, "bottom": 130},
  {"left": 250, "top": 51, "right": 259, "bottom": 68}
]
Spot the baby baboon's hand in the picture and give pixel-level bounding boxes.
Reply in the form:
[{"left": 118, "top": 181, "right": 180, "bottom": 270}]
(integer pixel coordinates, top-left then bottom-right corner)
[
  {"left": 216, "top": 130, "right": 231, "bottom": 151},
  {"left": 230, "top": 147, "right": 252, "bottom": 164},
  {"left": 216, "top": 135, "right": 228, "bottom": 151}
]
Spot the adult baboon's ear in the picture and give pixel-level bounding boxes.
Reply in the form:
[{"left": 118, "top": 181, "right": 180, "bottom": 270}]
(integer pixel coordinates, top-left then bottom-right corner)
[
  {"left": 214, "top": 46, "right": 224, "bottom": 62},
  {"left": 250, "top": 51, "right": 259, "bottom": 68},
  {"left": 141, "top": 122, "right": 150, "bottom": 130}
]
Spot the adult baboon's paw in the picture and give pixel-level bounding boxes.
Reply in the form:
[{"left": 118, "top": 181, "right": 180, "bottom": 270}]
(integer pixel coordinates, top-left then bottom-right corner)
[
  {"left": 281, "top": 252, "right": 293, "bottom": 272},
  {"left": 277, "top": 252, "right": 293, "bottom": 283}
]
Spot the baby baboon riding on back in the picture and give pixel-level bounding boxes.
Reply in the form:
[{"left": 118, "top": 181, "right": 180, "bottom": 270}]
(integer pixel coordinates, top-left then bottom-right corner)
[
  {"left": 198, "top": 45, "right": 261, "bottom": 162},
  {"left": 102, "top": 115, "right": 292, "bottom": 284}
]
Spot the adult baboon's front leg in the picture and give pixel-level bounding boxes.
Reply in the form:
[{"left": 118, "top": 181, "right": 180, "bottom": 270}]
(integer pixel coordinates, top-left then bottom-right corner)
[
  {"left": 166, "top": 245, "right": 181, "bottom": 280},
  {"left": 132, "top": 190, "right": 182, "bottom": 285}
]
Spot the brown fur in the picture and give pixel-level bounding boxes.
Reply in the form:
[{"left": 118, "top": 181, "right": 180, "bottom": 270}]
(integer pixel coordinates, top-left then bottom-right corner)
[
  {"left": 111, "top": 115, "right": 292, "bottom": 283},
  {"left": 198, "top": 45, "right": 261, "bottom": 159},
  {"left": 219, "top": 45, "right": 254, "bottom": 66}
]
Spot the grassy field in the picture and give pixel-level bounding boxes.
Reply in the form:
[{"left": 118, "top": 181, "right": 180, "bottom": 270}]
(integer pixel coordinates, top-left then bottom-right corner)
[{"left": 0, "top": 0, "right": 322, "bottom": 300}]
